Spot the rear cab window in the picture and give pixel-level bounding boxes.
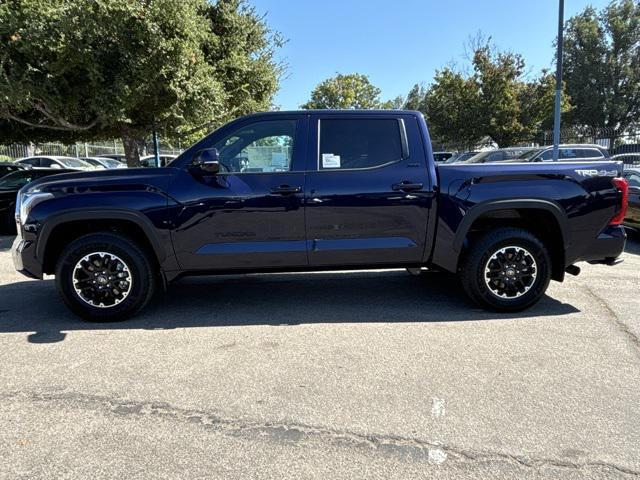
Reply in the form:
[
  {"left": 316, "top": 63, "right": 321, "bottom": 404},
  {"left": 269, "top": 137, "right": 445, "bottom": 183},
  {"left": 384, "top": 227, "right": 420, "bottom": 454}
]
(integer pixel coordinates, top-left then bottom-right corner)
[{"left": 318, "top": 118, "right": 405, "bottom": 170}]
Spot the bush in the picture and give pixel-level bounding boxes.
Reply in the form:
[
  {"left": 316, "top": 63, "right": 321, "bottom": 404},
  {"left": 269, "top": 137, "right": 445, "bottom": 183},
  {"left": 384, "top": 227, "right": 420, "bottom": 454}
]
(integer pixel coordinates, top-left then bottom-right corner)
[{"left": 0, "top": 155, "right": 14, "bottom": 163}]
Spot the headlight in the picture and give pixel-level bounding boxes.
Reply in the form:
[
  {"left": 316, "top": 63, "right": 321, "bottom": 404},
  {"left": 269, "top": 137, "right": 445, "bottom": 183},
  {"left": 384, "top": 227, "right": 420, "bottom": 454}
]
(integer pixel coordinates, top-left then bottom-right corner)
[{"left": 16, "top": 190, "right": 54, "bottom": 224}]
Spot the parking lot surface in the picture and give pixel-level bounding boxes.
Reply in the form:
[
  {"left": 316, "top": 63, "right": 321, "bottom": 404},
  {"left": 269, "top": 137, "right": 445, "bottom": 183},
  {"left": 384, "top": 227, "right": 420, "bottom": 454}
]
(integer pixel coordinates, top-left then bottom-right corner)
[{"left": 0, "top": 234, "right": 639, "bottom": 479}]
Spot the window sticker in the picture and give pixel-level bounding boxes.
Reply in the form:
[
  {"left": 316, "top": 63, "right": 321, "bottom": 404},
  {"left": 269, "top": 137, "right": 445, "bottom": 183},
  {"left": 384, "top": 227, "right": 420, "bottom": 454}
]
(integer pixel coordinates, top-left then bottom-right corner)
[{"left": 322, "top": 153, "right": 341, "bottom": 168}]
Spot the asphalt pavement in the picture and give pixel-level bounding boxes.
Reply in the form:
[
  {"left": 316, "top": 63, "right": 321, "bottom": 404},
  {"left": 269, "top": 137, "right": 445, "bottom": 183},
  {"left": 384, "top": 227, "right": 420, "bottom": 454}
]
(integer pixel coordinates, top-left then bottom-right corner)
[{"left": 0, "top": 234, "right": 639, "bottom": 479}]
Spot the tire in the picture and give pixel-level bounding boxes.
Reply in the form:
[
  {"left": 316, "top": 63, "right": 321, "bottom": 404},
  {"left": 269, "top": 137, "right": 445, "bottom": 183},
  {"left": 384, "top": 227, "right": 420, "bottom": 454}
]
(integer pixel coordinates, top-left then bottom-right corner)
[
  {"left": 55, "top": 232, "right": 157, "bottom": 321},
  {"left": 459, "top": 227, "right": 551, "bottom": 312}
]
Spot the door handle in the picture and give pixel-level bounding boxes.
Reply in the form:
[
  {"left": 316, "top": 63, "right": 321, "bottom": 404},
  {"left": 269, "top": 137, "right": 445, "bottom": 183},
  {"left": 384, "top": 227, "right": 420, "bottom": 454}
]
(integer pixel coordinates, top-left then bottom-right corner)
[
  {"left": 270, "top": 185, "right": 302, "bottom": 195},
  {"left": 392, "top": 181, "right": 423, "bottom": 192}
]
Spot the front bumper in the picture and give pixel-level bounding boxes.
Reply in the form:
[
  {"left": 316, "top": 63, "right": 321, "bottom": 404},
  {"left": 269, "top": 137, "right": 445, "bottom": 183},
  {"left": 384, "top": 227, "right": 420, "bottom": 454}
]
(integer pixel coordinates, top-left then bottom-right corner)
[{"left": 12, "top": 233, "right": 42, "bottom": 279}]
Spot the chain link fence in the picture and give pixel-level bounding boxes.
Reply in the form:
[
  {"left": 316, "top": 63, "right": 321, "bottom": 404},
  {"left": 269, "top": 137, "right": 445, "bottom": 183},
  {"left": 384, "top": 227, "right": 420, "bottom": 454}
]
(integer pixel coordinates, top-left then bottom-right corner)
[
  {"left": 0, "top": 141, "right": 184, "bottom": 162},
  {"left": 433, "top": 125, "right": 640, "bottom": 165}
]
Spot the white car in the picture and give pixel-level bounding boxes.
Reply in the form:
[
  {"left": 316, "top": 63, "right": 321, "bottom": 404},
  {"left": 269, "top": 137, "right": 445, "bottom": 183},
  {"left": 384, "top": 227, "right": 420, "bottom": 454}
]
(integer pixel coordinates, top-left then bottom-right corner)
[
  {"left": 16, "top": 156, "right": 98, "bottom": 171},
  {"left": 80, "top": 156, "right": 127, "bottom": 169}
]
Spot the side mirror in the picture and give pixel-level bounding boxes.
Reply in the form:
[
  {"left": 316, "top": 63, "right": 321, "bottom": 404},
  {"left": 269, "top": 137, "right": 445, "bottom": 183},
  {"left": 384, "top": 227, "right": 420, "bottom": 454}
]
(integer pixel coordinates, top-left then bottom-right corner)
[{"left": 194, "top": 148, "right": 221, "bottom": 174}]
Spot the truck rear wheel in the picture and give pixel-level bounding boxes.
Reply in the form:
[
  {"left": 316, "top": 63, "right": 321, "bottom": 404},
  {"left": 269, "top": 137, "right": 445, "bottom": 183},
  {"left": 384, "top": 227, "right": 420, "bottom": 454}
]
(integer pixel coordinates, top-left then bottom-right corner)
[
  {"left": 460, "top": 228, "right": 551, "bottom": 312},
  {"left": 55, "top": 232, "right": 157, "bottom": 321}
]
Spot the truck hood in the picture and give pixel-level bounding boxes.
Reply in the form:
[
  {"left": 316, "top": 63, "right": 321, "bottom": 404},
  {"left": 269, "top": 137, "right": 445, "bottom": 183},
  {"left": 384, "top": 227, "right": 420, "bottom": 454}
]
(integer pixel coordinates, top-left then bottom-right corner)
[{"left": 22, "top": 167, "right": 180, "bottom": 194}]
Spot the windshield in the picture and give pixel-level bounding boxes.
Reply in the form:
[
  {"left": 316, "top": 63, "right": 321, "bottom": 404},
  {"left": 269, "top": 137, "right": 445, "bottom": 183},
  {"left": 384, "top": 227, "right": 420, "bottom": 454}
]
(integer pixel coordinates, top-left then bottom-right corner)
[
  {"left": 81, "top": 158, "right": 103, "bottom": 167},
  {"left": 518, "top": 149, "right": 542, "bottom": 160},
  {"left": 462, "top": 151, "right": 492, "bottom": 163},
  {"left": 446, "top": 152, "right": 477, "bottom": 163},
  {"left": 57, "top": 157, "right": 91, "bottom": 168},
  {"left": 102, "top": 159, "right": 121, "bottom": 168},
  {"left": 0, "top": 171, "right": 39, "bottom": 188}
]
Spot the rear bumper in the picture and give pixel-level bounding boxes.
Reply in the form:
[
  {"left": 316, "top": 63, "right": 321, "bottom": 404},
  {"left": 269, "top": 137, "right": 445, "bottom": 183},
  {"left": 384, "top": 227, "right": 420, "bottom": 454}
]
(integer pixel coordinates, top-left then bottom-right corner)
[
  {"left": 12, "top": 234, "right": 42, "bottom": 279},
  {"left": 568, "top": 225, "right": 626, "bottom": 266}
]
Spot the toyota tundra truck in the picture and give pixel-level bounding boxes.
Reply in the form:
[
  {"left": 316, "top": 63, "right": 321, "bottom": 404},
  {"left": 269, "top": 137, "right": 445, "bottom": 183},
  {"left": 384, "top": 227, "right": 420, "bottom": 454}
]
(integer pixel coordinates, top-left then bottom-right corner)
[{"left": 12, "top": 110, "right": 629, "bottom": 321}]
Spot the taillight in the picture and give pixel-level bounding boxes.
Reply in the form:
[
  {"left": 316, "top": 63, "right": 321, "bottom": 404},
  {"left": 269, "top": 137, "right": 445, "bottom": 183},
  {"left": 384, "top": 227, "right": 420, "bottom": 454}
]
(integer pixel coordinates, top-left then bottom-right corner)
[{"left": 609, "top": 177, "right": 629, "bottom": 225}]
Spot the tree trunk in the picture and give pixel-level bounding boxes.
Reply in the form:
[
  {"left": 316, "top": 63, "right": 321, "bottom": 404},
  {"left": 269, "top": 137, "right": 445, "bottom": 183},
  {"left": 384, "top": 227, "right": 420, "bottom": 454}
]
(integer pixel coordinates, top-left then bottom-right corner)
[{"left": 122, "top": 130, "right": 142, "bottom": 168}]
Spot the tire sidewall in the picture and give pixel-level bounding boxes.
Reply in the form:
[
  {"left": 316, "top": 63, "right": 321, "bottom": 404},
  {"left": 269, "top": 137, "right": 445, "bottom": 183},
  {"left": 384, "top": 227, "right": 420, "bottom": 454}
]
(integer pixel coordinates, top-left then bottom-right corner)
[
  {"left": 56, "top": 234, "right": 154, "bottom": 321},
  {"left": 466, "top": 230, "right": 551, "bottom": 311}
]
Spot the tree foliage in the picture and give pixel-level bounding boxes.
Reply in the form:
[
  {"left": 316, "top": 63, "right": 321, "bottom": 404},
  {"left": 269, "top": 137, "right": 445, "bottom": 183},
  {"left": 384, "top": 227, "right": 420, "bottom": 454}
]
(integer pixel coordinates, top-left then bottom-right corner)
[
  {"left": 0, "top": 0, "right": 283, "bottom": 165},
  {"left": 563, "top": 0, "right": 640, "bottom": 131},
  {"left": 407, "top": 41, "right": 570, "bottom": 147},
  {"left": 301, "top": 73, "right": 397, "bottom": 109}
]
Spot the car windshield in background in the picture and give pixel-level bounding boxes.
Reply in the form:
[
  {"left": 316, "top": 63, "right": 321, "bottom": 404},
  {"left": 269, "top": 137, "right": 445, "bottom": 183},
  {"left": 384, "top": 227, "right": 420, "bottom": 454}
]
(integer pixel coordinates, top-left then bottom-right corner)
[
  {"left": 518, "top": 149, "right": 542, "bottom": 160},
  {"left": 102, "top": 159, "right": 121, "bottom": 168},
  {"left": 58, "top": 157, "right": 91, "bottom": 168},
  {"left": 0, "top": 170, "right": 39, "bottom": 188},
  {"left": 446, "top": 152, "right": 478, "bottom": 163},
  {"left": 463, "top": 148, "right": 535, "bottom": 163}
]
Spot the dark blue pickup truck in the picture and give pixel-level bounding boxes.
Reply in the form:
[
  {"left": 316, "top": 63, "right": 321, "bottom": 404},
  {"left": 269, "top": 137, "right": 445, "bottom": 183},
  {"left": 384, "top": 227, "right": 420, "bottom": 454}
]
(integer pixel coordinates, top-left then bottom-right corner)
[{"left": 12, "top": 110, "right": 629, "bottom": 320}]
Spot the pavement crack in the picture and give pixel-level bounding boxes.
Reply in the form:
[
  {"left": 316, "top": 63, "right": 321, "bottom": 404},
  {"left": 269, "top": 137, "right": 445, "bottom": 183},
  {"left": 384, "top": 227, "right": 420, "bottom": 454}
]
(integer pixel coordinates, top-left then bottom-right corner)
[
  {"left": 583, "top": 284, "right": 640, "bottom": 357},
  {"left": 2, "top": 390, "right": 640, "bottom": 475}
]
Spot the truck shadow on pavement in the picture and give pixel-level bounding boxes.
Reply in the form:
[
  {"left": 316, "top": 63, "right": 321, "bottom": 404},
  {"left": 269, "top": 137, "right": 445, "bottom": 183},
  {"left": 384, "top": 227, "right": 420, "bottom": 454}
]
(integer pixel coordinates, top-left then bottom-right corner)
[{"left": 0, "top": 269, "right": 580, "bottom": 344}]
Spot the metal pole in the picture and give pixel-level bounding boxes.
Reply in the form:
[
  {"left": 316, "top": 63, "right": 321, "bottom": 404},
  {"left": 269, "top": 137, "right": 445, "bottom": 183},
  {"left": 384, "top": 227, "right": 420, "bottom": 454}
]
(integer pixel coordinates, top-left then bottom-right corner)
[
  {"left": 552, "top": 0, "right": 564, "bottom": 161},
  {"left": 152, "top": 115, "right": 160, "bottom": 167}
]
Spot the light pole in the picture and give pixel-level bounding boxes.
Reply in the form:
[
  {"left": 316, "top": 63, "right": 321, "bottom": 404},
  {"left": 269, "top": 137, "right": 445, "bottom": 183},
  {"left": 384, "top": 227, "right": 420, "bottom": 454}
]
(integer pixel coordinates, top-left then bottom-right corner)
[
  {"left": 152, "top": 114, "right": 160, "bottom": 167},
  {"left": 552, "top": 0, "right": 565, "bottom": 161}
]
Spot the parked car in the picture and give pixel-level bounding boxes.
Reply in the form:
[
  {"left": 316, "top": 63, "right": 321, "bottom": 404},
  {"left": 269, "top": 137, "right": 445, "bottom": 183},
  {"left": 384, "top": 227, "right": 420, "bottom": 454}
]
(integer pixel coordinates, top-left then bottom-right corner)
[
  {"left": 445, "top": 151, "right": 479, "bottom": 163},
  {"left": 12, "top": 110, "right": 627, "bottom": 321},
  {"left": 0, "top": 162, "right": 26, "bottom": 178},
  {"left": 80, "top": 156, "right": 127, "bottom": 169},
  {"left": 140, "top": 154, "right": 178, "bottom": 167},
  {"left": 15, "top": 155, "right": 97, "bottom": 171},
  {"left": 518, "top": 144, "right": 610, "bottom": 162},
  {"left": 613, "top": 153, "right": 640, "bottom": 166},
  {"left": 0, "top": 168, "right": 77, "bottom": 233},
  {"left": 96, "top": 154, "right": 127, "bottom": 163},
  {"left": 432, "top": 151, "right": 454, "bottom": 163},
  {"left": 622, "top": 168, "right": 640, "bottom": 233},
  {"left": 463, "top": 147, "right": 537, "bottom": 163}
]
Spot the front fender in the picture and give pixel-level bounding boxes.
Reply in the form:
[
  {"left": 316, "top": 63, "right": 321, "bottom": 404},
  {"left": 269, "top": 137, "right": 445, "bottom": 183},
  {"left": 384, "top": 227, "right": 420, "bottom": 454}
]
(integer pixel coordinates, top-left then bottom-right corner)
[{"left": 35, "top": 208, "right": 168, "bottom": 264}]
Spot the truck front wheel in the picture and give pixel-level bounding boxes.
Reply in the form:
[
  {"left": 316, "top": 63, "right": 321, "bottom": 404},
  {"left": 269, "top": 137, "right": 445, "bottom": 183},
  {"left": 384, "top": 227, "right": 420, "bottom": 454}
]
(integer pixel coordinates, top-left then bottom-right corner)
[
  {"left": 460, "top": 228, "right": 551, "bottom": 312},
  {"left": 55, "top": 232, "right": 157, "bottom": 321}
]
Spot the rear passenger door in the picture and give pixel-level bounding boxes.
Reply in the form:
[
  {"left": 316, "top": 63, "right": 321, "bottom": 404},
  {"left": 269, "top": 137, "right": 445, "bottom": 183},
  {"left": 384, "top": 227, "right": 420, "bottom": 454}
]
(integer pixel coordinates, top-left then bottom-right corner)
[{"left": 304, "top": 114, "right": 433, "bottom": 266}]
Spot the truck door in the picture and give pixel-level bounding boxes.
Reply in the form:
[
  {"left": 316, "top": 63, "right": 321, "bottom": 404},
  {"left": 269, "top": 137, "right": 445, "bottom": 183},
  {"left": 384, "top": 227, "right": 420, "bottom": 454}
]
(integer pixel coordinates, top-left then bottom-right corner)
[
  {"left": 169, "top": 116, "right": 308, "bottom": 270},
  {"left": 304, "top": 114, "right": 434, "bottom": 266}
]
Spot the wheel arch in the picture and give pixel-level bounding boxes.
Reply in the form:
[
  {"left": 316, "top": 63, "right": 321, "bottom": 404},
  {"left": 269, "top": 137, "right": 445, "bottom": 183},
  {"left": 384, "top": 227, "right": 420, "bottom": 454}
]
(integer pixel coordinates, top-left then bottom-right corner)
[
  {"left": 39, "top": 209, "right": 165, "bottom": 275},
  {"left": 453, "top": 199, "right": 569, "bottom": 281}
]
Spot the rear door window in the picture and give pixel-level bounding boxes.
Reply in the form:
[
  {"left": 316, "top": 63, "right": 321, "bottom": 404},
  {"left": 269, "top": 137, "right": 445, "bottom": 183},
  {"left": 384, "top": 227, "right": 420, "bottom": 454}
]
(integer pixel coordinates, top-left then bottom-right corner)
[
  {"left": 319, "top": 118, "right": 404, "bottom": 170},
  {"left": 559, "top": 148, "right": 580, "bottom": 160},
  {"left": 580, "top": 148, "right": 605, "bottom": 160},
  {"left": 20, "top": 157, "right": 41, "bottom": 167},
  {"left": 39, "top": 158, "right": 56, "bottom": 167},
  {"left": 484, "top": 151, "right": 505, "bottom": 162}
]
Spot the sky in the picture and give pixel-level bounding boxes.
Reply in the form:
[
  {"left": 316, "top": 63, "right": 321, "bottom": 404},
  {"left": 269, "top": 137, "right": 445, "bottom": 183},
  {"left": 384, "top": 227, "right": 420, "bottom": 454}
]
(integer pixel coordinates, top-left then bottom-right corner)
[{"left": 249, "top": 0, "right": 611, "bottom": 110}]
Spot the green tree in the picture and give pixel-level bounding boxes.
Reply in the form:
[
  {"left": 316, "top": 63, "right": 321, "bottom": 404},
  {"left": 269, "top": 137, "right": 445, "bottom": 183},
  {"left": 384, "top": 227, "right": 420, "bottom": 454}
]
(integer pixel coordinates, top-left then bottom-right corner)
[
  {"left": 301, "top": 73, "right": 388, "bottom": 109},
  {"left": 403, "top": 83, "right": 428, "bottom": 111},
  {"left": 423, "top": 70, "right": 483, "bottom": 148},
  {"left": 563, "top": 0, "right": 640, "bottom": 131},
  {"left": 411, "top": 41, "right": 569, "bottom": 147},
  {"left": 0, "top": 0, "right": 283, "bottom": 166}
]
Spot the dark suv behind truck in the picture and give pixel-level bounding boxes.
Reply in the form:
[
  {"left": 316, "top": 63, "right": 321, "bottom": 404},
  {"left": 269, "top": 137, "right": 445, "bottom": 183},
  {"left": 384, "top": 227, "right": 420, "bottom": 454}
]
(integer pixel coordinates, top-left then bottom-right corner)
[{"left": 12, "top": 110, "right": 628, "bottom": 321}]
